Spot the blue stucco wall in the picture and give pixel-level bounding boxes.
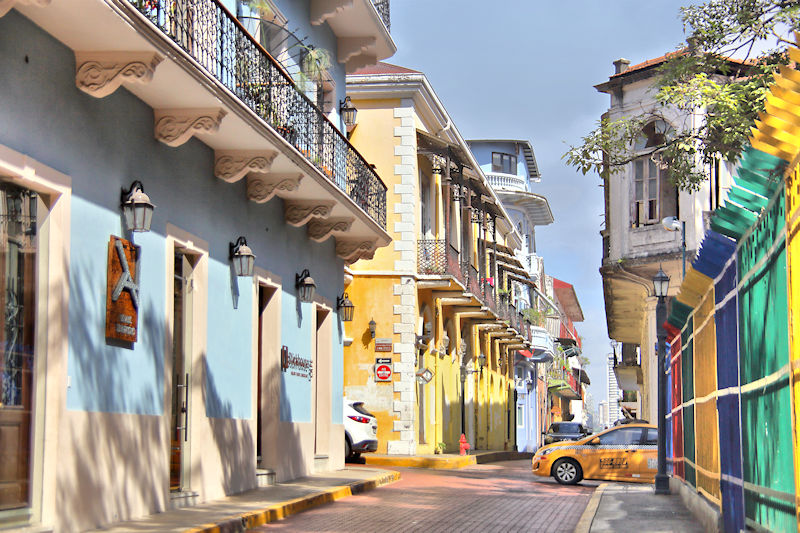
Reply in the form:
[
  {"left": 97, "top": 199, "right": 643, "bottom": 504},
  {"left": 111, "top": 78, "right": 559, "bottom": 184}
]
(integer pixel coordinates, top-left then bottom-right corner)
[{"left": 0, "top": 10, "right": 344, "bottom": 423}]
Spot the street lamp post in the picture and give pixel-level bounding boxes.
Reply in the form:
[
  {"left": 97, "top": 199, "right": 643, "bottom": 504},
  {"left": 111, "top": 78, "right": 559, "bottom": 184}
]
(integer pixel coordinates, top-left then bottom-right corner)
[{"left": 653, "top": 266, "right": 671, "bottom": 495}]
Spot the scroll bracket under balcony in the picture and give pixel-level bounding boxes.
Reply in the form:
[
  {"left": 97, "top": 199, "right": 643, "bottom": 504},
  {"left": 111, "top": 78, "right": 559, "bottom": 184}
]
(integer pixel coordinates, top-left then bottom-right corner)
[
  {"left": 214, "top": 150, "right": 279, "bottom": 183},
  {"left": 284, "top": 200, "right": 335, "bottom": 226},
  {"left": 75, "top": 52, "right": 163, "bottom": 98},
  {"left": 0, "top": 0, "right": 50, "bottom": 18},
  {"left": 307, "top": 217, "right": 354, "bottom": 242},
  {"left": 336, "top": 238, "right": 378, "bottom": 262},
  {"left": 346, "top": 53, "right": 378, "bottom": 74},
  {"left": 247, "top": 174, "right": 304, "bottom": 204},
  {"left": 154, "top": 108, "right": 226, "bottom": 147},
  {"left": 338, "top": 37, "right": 376, "bottom": 64},
  {"left": 310, "top": 0, "right": 354, "bottom": 26}
]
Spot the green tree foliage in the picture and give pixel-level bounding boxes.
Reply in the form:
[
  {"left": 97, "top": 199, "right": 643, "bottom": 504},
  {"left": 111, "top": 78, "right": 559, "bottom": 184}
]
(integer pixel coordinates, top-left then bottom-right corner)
[{"left": 564, "top": 0, "right": 800, "bottom": 191}]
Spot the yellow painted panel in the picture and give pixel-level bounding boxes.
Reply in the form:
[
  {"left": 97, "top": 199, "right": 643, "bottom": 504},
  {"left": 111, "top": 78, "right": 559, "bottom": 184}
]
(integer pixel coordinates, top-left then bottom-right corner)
[
  {"left": 693, "top": 287, "right": 720, "bottom": 503},
  {"left": 784, "top": 162, "right": 800, "bottom": 524}
]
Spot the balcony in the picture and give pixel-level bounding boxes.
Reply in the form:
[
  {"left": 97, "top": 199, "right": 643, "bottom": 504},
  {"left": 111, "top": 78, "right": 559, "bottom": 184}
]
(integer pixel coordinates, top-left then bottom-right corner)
[
  {"left": 547, "top": 366, "right": 581, "bottom": 400},
  {"left": 12, "top": 0, "right": 390, "bottom": 261},
  {"left": 371, "top": 0, "right": 390, "bottom": 31},
  {"left": 486, "top": 172, "right": 527, "bottom": 192},
  {"left": 417, "top": 239, "right": 499, "bottom": 313},
  {"left": 613, "top": 353, "right": 643, "bottom": 391},
  {"left": 132, "top": 0, "right": 386, "bottom": 229}
]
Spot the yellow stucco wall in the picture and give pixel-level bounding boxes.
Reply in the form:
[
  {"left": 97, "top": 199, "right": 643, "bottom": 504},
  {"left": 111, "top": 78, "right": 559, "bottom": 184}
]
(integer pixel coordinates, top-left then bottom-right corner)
[
  {"left": 342, "top": 275, "right": 404, "bottom": 453},
  {"left": 348, "top": 98, "right": 405, "bottom": 273}
]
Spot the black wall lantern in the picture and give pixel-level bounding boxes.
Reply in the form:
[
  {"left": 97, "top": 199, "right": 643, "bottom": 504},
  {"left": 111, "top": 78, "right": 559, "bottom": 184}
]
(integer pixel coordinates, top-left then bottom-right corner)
[
  {"left": 337, "top": 293, "right": 355, "bottom": 322},
  {"left": 368, "top": 318, "right": 376, "bottom": 338},
  {"left": 229, "top": 236, "right": 255, "bottom": 277},
  {"left": 340, "top": 96, "right": 357, "bottom": 131},
  {"left": 121, "top": 180, "right": 155, "bottom": 232},
  {"left": 295, "top": 269, "right": 316, "bottom": 303}
]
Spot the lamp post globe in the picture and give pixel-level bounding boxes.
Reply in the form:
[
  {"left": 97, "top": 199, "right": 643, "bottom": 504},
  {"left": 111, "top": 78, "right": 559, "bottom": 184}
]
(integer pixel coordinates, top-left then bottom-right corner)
[{"left": 653, "top": 265, "right": 670, "bottom": 298}]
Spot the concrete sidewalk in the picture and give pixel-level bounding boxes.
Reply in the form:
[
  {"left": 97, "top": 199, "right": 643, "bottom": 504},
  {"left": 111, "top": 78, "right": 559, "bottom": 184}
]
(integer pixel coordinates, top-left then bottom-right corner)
[
  {"left": 87, "top": 467, "right": 398, "bottom": 533},
  {"left": 575, "top": 482, "right": 705, "bottom": 533},
  {"left": 364, "top": 449, "right": 533, "bottom": 469}
]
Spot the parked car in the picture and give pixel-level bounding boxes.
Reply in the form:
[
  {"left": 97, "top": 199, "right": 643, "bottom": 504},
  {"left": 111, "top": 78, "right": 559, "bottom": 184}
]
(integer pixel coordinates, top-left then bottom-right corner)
[
  {"left": 532, "top": 423, "right": 658, "bottom": 485},
  {"left": 543, "top": 422, "right": 590, "bottom": 444},
  {"left": 344, "top": 399, "right": 378, "bottom": 459}
]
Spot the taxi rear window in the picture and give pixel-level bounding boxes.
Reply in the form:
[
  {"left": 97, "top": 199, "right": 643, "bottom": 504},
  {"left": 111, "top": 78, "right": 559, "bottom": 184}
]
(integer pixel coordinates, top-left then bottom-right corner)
[{"left": 550, "top": 423, "right": 583, "bottom": 433}]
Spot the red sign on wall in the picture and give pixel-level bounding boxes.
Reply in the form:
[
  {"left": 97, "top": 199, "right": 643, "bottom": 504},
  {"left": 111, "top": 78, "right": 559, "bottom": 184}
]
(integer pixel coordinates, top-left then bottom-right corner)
[{"left": 375, "top": 357, "right": 392, "bottom": 382}]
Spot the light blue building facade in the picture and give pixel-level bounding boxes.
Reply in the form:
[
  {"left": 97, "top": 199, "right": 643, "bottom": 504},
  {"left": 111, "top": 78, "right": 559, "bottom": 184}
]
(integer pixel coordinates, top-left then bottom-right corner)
[{"left": 0, "top": 1, "right": 393, "bottom": 530}]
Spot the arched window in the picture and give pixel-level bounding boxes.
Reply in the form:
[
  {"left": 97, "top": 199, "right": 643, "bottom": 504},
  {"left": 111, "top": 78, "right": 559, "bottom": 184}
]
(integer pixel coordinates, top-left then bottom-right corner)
[{"left": 631, "top": 120, "right": 678, "bottom": 227}]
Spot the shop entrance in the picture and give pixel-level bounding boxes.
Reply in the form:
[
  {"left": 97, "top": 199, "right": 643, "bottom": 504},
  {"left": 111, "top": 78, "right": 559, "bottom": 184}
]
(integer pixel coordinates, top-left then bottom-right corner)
[
  {"left": 313, "top": 306, "right": 331, "bottom": 456},
  {"left": 0, "top": 183, "right": 38, "bottom": 511},
  {"left": 170, "top": 248, "right": 198, "bottom": 492}
]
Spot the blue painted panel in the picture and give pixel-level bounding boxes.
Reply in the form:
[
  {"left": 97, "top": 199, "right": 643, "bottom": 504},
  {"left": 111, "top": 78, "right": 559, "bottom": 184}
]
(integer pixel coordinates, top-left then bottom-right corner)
[
  {"left": 67, "top": 198, "right": 166, "bottom": 415},
  {"left": 205, "top": 258, "right": 253, "bottom": 419}
]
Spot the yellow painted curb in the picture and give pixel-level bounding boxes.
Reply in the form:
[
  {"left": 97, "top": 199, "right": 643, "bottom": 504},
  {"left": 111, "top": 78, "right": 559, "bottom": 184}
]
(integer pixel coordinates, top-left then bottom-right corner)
[
  {"left": 364, "top": 454, "right": 477, "bottom": 469},
  {"left": 574, "top": 483, "right": 607, "bottom": 533},
  {"left": 184, "top": 470, "right": 400, "bottom": 533}
]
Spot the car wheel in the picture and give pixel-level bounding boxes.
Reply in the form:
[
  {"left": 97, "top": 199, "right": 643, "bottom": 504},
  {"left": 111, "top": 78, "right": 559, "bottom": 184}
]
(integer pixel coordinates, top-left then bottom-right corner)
[
  {"left": 552, "top": 458, "right": 583, "bottom": 485},
  {"left": 345, "top": 437, "right": 352, "bottom": 459}
]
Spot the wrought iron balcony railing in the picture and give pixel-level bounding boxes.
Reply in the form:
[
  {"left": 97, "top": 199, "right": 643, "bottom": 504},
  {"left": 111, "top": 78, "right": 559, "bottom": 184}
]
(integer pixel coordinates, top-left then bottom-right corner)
[
  {"left": 371, "top": 0, "right": 390, "bottom": 31},
  {"left": 131, "top": 0, "right": 387, "bottom": 229},
  {"left": 547, "top": 366, "right": 581, "bottom": 398}
]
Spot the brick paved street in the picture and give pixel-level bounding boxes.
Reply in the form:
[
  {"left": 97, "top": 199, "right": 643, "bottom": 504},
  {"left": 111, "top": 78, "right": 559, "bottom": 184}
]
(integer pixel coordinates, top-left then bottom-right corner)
[{"left": 249, "top": 459, "right": 598, "bottom": 533}]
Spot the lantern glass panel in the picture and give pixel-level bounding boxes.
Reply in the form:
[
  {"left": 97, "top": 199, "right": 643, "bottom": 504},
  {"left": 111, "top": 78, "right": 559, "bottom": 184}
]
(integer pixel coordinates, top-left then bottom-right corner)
[
  {"left": 299, "top": 282, "right": 315, "bottom": 303},
  {"left": 122, "top": 204, "right": 135, "bottom": 231}
]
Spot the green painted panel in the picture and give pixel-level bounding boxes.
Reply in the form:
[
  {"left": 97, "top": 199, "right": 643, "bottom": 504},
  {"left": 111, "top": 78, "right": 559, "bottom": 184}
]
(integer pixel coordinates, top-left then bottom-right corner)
[{"left": 737, "top": 186, "right": 796, "bottom": 532}]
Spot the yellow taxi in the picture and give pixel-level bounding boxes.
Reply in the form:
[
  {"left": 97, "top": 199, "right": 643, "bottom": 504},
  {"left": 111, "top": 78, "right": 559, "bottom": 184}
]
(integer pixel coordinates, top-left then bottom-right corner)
[{"left": 531, "top": 423, "right": 658, "bottom": 485}]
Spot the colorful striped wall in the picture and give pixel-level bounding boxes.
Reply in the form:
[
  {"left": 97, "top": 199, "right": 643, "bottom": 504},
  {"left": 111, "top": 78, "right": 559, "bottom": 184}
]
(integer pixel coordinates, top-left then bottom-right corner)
[{"left": 663, "top": 38, "right": 800, "bottom": 529}]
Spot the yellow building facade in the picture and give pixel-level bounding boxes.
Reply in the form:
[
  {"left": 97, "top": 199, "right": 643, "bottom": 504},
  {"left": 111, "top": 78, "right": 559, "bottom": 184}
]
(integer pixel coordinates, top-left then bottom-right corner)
[{"left": 343, "top": 64, "right": 535, "bottom": 454}]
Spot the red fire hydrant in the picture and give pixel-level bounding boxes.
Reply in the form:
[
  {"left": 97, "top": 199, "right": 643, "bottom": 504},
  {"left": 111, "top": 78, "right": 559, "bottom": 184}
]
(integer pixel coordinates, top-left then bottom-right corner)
[{"left": 459, "top": 434, "right": 471, "bottom": 456}]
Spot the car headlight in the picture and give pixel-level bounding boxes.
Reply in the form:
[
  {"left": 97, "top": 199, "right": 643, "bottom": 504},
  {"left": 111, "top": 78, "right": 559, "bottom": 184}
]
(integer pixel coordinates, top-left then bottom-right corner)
[{"left": 537, "top": 447, "right": 556, "bottom": 457}]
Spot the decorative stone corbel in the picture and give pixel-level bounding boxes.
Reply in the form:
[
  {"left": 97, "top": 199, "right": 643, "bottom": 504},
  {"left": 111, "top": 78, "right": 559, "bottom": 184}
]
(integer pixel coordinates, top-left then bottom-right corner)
[
  {"left": 284, "top": 201, "right": 335, "bottom": 226},
  {"left": 75, "top": 52, "right": 162, "bottom": 98},
  {"left": 310, "top": 0, "right": 353, "bottom": 25},
  {"left": 214, "top": 150, "right": 278, "bottom": 183},
  {"left": 335, "top": 238, "right": 377, "bottom": 262},
  {"left": 0, "top": 0, "right": 50, "bottom": 18},
  {"left": 346, "top": 53, "right": 377, "bottom": 74},
  {"left": 307, "top": 217, "right": 354, "bottom": 242},
  {"left": 154, "top": 108, "right": 226, "bottom": 147},
  {"left": 247, "top": 173, "right": 303, "bottom": 204},
  {"left": 338, "top": 37, "right": 376, "bottom": 64}
]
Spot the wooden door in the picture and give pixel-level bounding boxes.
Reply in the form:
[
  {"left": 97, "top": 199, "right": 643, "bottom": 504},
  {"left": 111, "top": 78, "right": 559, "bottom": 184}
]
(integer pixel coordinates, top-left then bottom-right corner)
[{"left": 0, "top": 185, "right": 37, "bottom": 510}]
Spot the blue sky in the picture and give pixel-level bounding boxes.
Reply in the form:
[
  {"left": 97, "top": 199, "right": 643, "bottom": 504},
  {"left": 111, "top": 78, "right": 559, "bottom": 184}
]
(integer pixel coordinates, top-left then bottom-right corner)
[{"left": 388, "top": 1, "right": 693, "bottom": 403}]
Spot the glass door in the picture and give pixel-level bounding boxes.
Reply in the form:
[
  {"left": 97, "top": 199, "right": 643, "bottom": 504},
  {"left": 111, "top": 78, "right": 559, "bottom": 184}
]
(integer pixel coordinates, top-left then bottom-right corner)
[
  {"left": 0, "top": 183, "right": 37, "bottom": 511},
  {"left": 170, "top": 249, "right": 193, "bottom": 492}
]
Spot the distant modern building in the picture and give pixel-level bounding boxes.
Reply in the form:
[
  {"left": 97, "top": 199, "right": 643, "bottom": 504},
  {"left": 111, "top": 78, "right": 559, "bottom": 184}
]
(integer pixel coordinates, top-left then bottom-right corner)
[{"left": 606, "top": 353, "right": 621, "bottom": 425}]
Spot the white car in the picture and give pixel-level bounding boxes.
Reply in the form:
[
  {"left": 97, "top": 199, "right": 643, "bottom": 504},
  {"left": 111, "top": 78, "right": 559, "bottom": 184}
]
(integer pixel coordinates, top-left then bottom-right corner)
[{"left": 343, "top": 399, "right": 378, "bottom": 459}]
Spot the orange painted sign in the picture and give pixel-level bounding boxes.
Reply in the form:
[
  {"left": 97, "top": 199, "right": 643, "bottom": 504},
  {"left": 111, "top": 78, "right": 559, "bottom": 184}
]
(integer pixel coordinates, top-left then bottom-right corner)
[{"left": 105, "top": 236, "right": 139, "bottom": 343}]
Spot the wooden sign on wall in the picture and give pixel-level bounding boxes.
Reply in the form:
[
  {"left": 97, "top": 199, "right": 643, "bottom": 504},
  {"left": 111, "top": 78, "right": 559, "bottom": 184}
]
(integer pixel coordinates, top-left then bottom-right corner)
[{"left": 105, "top": 236, "right": 140, "bottom": 343}]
